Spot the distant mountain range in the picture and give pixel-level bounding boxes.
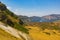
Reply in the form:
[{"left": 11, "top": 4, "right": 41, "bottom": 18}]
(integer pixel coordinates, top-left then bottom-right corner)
[{"left": 18, "top": 14, "right": 60, "bottom": 22}]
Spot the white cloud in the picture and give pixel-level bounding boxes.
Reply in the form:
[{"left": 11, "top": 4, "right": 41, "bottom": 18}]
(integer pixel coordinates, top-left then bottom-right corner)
[
  {"left": 6, "top": 6, "right": 60, "bottom": 17},
  {"left": 7, "top": 6, "right": 11, "bottom": 10},
  {"left": 13, "top": 8, "right": 41, "bottom": 17},
  {"left": 13, "top": 8, "right": 60, "bottom": 17}
]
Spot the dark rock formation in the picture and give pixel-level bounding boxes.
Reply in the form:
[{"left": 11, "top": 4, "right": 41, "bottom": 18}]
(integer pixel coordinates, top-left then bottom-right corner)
[
  {"left": 0, "top": 2, "right": 7, "bottom": 11},
  {"left": 6, "top": 19, "right": 14, "bottom": 27}
]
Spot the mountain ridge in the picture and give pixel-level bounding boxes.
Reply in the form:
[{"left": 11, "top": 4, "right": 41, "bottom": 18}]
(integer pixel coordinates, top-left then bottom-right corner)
[{"left": 18, "top": 14, "right": 60, "bottom": 22}]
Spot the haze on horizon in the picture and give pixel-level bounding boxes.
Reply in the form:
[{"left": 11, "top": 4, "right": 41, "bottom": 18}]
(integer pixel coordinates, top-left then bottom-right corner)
[{"left": 0, "top": 0, "right": 60, "bottom": 17}]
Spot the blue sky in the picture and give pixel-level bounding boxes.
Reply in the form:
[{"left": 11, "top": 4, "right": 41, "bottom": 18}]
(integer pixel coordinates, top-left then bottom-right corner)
[{"left": 0, "top": 0, "right": 60, "bottom": 17}]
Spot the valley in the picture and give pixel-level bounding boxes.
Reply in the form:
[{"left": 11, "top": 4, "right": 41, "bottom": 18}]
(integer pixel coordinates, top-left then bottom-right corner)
[{"left": 0, "top": 1, "right": 60, "bottom": 40}]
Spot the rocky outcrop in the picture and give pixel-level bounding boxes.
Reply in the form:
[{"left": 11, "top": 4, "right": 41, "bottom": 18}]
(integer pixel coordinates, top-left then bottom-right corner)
[{"left": 0, "top": 2, "right": 6, "bottom": 11}]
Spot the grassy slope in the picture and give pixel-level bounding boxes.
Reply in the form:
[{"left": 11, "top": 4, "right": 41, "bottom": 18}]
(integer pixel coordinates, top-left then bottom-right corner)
[
  {"left": 0, "top": 2, "right": 29, "bottom": 33},
  {"left": 0, "top": 9, "right": 29, "bottom": 34},
  {"left": 5, "top": 10, "right": 29, "bottom": 34},
  {"left": 0, "top": 3, "right": 29, "bottom": 40},
  {"left": 26, "top": 25, "right": 60, "bottom": 40},
  {"left": 0, "top": 28, "right": 22, "bottom": 40}
]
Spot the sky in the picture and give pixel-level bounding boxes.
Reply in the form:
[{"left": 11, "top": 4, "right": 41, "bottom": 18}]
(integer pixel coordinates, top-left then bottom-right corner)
[{"left": 0, "top": 0, "right": 60, "bottom": 17}]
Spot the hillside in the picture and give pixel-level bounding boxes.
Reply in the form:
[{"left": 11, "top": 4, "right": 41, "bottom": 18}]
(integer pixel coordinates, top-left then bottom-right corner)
[
  {"left": 0, "top": 2, "right": 31, "bottom": 40},
  {"left": 0, "top": 28, "right": 21, "bottom": 40},
  {"left": 26, "top": 26, "right": 60, "bottom": 40},
  {"left": 25, "top": 22, "right": 60, "bottom": 40},
  {"left": 0, "top": 2, "right": 28, "bottom": 34}
]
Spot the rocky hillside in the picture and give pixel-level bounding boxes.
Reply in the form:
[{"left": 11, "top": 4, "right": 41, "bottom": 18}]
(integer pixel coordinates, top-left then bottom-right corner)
[
  {"left": 0, "top": 28, "right": 21, "bottom": 40},
  {"left": 0, "top": 2, "right": 31, "bottom": 40},
  {"left": 0, "top": 2, "right": 29, "bottom": 34}
]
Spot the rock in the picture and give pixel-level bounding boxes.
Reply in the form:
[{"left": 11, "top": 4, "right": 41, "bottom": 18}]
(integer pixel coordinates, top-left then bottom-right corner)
[{"left": 0, "top": 2, "right": 7, "bottom": 11}]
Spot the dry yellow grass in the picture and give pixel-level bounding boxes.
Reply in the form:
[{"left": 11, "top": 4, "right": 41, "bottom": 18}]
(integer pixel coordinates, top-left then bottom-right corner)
[
  {"left": 26, "top": 26, "right": 60, "bottom": 40},
  {"left": 0, "top": 28, "right": 22, "bottom": 40}
]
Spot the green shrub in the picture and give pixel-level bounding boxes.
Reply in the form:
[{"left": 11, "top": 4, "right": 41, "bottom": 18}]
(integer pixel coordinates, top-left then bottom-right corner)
[
  {"left": 43, "top": 32, "right": 50, "bottom": 35},
  {"left": 14, "top": 23, "right": 29, "bottom": 34}
]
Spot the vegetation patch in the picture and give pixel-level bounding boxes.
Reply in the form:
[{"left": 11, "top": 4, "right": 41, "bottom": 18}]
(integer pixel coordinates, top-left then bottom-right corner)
[{"left": 43, "top": 32, "right": 50, "bottom": 35}]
